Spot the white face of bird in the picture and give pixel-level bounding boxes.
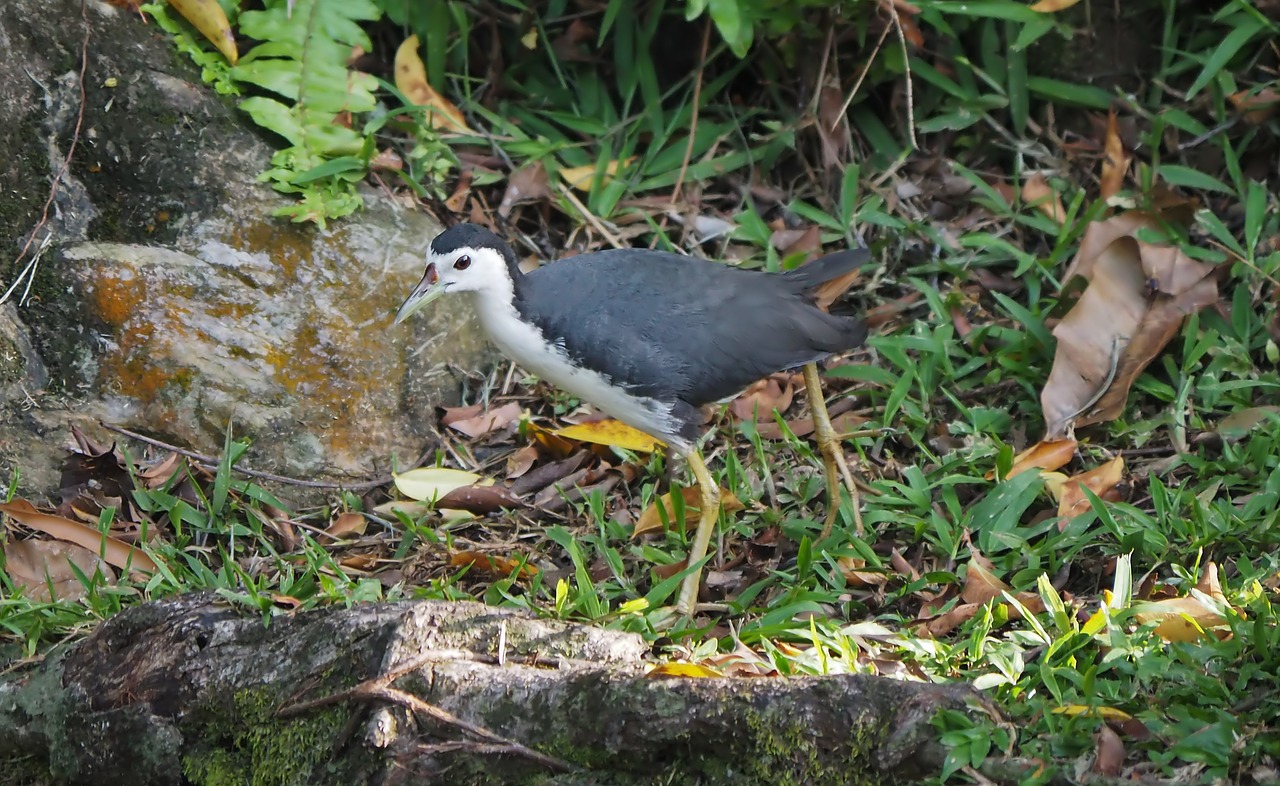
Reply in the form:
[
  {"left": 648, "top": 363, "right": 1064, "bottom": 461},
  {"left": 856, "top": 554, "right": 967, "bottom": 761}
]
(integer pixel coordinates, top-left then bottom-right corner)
[{"left": 394, "top": 243, "right": 512, "bottom": 324}]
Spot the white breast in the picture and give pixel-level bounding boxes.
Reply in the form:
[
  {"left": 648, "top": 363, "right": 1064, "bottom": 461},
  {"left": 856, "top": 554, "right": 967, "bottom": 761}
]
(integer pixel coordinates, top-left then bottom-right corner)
[{"left": 469, "top": 292, "right": 680, "bottom": 446}]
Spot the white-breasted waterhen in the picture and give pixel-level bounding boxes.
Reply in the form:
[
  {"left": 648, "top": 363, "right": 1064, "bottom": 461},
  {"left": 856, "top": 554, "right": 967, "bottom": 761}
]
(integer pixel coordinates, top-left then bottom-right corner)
[{"left": 395, "top": 223, "right": 871, "bottom": 615}]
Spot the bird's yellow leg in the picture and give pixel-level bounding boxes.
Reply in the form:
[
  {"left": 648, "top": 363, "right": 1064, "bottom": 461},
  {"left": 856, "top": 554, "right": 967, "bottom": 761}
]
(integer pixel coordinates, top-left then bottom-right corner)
[
  {"left": 674, "top": 449, "right": 721, "bottom": 616},
  {"left": 803, "top": 363, "right": 864, "bottom": 539}
]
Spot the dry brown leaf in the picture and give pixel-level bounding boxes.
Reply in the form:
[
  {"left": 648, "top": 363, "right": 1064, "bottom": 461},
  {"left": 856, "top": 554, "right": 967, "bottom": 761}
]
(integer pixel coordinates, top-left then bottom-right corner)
[
  {"left": 838, "top": 556, "right": 889, "bottom": 587},
  {"left": 499, "top": 162, "right": 553, "bottom": 217},
  {"left": 756, "top": 409, "right": 866, "bottom": 441},
  {"left": 2, "top": 539, "right": 114, "bottom": 602},
  {"left": 923, "top": 591, "right": 1046, "bottom": 636},
  {"left": 1022, "top": 173, "right": 1066, "bottom": 225},
  {"left": 1001, "top": 438, "right": 1077, "bottom": 480},
  {"left": 394, "top": 35, "right": 472, "bottom": 133},
  {"left": 325, "top": 511, "right": 367, "bottom": 539},
  {"left": 1100, "top": 108, "right": 1130, "bottom": 201},
  {"left": 0, "top": 499, "right": 158, "bottom": 573},
  {"left": 443, "top": 168, "right": 472, "bottom": 211},
  {"left": 435, "top": 484, "right": 524, "bottom": 514},
  {"left": 450, "top": 550, "right": 539, "bottom": 580},
  {"left": 505, "top": 444, "right": 540, "bottom": 479},
  {"left": 961, "top": 557, "right": 1011, "bottom": 605},
  {"left": 730, "top": 376, "right": 795, "bottom": 422},
  {"left": 1094, "top": 723, "right": 1125, "bottom": 776},
  {"left": 1046, "top": 455, "right": 1125, "bottom": 518},
  {"left": 816, "top": 77, "right": 849, "bottom": 170},
  {"left": 633, "top": 486, "right": 744, "bottom": 538},
  {"left": 1134, "top": 563, "right": 1236, "bottom": 641},
  {"left": 1228, "top": 86, "right": 1280, "bottom": 125},
  {"left": 446, "top": 402, "right": 523, "bottom": 439},
  {"left": 1042, "top": 227, "right": 1219, "bottom": 437}
]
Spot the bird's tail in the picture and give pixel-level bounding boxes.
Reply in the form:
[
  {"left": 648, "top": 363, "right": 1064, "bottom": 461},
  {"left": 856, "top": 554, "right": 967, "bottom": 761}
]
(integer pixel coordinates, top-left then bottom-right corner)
[{"left": 781, "top": 248, "right": 872, "bottom": 312}]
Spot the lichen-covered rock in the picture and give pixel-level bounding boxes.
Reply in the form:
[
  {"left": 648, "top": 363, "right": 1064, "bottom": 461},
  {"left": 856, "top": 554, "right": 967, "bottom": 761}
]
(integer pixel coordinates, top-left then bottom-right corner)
[{"left": 0, "top": 0, "right": 492, "bottom": 497}]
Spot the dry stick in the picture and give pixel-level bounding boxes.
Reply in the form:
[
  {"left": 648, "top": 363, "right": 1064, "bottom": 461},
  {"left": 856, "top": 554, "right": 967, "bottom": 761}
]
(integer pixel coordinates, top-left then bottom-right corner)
[
  {"left": 99, "top": 422, "right": 421, "bottom": 491},
  {"left": 833, "top": 16, "right": 892, "bottom": 126},
  {"left": 2, "top": 0, "right": 91, "bottom": 306},
  {"left": 278, "top": 651, "right": 576, "bottom": 774},
  {"left": 555, "top": 182, "right": 625, "bottom": 249},
  {"left": 885, "top": 0, "right": 919, "bottom": 150},
  {"left": 670, "top": 17, "right": 712, "bottom": 205}
]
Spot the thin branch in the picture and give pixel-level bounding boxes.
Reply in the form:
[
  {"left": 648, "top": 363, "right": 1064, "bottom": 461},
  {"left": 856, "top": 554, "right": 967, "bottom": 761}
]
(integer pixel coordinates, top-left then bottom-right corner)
[
  {"left": 2, "top": 0, "right": 91, "bottom": 306},
  {"left": 671, "top": 17, "right": 712, "bottom": 205},
  {"left": 99, "top": 422, "right": 426, "bottom": 491}
]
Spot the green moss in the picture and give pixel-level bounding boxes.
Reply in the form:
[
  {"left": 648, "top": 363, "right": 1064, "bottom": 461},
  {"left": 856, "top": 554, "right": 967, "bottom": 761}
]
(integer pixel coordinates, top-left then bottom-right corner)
[
  {"left": 181, "top": 686, "right": 353, "bottom": 786},
  {"left": 737, "top": 705, "right": 879, "bottom": 786}
]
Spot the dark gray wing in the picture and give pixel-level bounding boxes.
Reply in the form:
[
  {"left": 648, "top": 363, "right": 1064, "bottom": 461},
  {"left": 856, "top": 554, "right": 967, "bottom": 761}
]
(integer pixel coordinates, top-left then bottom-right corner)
[{"left": 517, "top": 250, "right": 866, "bottom": 408}]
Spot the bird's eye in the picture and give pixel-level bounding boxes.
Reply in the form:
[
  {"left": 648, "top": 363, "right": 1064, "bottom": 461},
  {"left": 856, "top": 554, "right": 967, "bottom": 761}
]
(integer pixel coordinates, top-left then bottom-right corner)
[{"left": 454, "top": 255, "right": 471, "bottom": 271}]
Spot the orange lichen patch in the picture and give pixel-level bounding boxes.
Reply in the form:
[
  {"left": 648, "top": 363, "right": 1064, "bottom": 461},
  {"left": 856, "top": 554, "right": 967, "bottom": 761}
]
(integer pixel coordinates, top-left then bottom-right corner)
[
  {"left": 220, "top": 217, "right": 317, "bottom": 281},
  {"left": 91, "top": 272, "right": 148, "bottom": 328}
]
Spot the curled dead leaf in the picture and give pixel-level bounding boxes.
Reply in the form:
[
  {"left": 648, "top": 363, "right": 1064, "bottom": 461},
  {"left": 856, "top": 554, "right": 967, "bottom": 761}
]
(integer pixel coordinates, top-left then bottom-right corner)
[
  {"left": 1043, "top": 227, "right": 1219, "bottom": 437},
  {"left": 499, "top": 162, "right": 553, "bottom": 218},
  {"left": 394, "top": 35, "right": 472, "bottom": 133},
  {"left": 168, "top": 0, "right": 237, "bottom": 64},
  {"left": 450, "top": 550, "right": 539, "bottom": 581},
  {"left": 996, "top": 438, "right": 1077, "bottom": 480},
  {"left": 1022, "top": 173, "right": 1066, "bottom": 225},
  {"left": 961, "top": 557, "right": 1011, "bottom": 605},
  {"left": 1045, "top": 455, "right": 1125, "bottom": 519},
  {"left": 325, "top": 511, "right": 367, "bottom": 539},
  {"left": 633, "top": 486, "right": 744, "bottom": 538},
  {"left": 1099, "top": 108, "right": 1130, "bottom": 201},
  {"left": 0, "top": 499, "right": 157, "bottom": 574}
]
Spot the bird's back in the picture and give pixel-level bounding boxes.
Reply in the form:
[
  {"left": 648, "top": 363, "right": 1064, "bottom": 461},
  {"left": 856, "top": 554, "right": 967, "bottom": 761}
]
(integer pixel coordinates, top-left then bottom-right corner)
[{"left": 517, "top": 249, "right": 868, "bottom": 407}]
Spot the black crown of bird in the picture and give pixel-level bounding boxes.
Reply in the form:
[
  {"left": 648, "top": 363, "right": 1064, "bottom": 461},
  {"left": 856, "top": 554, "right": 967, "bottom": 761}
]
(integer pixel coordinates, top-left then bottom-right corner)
[{"left": 397, "top": 222, "right": 871, "bottom": 616}]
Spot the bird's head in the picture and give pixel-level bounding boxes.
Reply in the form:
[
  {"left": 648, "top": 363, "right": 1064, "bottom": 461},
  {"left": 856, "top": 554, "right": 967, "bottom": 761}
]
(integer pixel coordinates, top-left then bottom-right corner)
[{"left": 395, "top": 224, "right": 517, "bottom": 324}]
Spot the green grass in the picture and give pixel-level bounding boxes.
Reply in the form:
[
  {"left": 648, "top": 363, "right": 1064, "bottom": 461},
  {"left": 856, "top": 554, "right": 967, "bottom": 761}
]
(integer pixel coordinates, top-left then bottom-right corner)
[{"left": 5, "top": 0, "right": 1280, "bottom": 781}]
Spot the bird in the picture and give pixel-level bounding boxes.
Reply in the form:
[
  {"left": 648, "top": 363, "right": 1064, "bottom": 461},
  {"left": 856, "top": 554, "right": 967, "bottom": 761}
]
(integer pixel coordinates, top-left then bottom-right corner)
[{"left": 395, "top": 223, "right": 871, "bottom": 615}]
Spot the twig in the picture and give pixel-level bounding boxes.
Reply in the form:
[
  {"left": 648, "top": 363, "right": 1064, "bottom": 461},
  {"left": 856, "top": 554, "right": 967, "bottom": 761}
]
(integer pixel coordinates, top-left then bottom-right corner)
[
  {"left": 278, "top": 650, "right": 576, "bottom": 774},
  {"left": 671, "top": 17, "right": 712, "bottom": 204},
  {"left": 834, "top": 15, "right": 892, "bottom": 125},
  {"left": 555, "top": 182, "right": 625, "bottom": 249},
  {"left": 884, "top": 0, "right": 919, "bottom": 149},
  {"left": 3, "top": 0, "right": 91, "bottom": 305},
  {"left": 99, "top": 422, "right": 424, "bottom": 491}
]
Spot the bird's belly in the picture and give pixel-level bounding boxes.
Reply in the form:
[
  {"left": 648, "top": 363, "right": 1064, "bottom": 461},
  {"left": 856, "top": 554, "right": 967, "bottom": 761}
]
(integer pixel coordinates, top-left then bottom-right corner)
[{"left": 475, "top": 300, "right": 679, "bottom": 444}]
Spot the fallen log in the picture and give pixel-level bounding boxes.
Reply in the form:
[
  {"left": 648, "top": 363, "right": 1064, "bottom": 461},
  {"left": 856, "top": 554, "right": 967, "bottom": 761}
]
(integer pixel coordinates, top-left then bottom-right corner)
[{"left": 1, "top": 595, "right": 980, "bottom": 785}]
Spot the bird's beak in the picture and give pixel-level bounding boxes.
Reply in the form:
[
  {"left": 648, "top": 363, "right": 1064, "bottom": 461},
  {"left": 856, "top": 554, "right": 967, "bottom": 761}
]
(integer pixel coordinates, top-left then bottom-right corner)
[{"left": 394, "top": 263, "right": 444, "bottom": 324}]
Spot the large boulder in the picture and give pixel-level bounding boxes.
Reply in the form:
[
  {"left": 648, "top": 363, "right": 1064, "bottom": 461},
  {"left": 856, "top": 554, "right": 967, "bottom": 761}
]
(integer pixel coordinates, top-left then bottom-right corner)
[{"left": 0, "top": 0, "right": 491, "bottom": 498}]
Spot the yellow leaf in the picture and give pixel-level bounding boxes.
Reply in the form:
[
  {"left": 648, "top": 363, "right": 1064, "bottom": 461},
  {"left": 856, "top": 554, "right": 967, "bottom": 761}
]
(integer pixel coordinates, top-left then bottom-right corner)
[
  {"left": 394, "top": 35, "right": 472, "bottom": 133},
  {"left": 0, "top": 499, "right": 157, "bottom": 574},
  {"left": 559, "top": 157, "right": 635, "bottom": 192},
  {"left": 1052, "top": 705, "right": 1133, "bottom": 720},
  {"left": 392, "top": 467, "right": 484, "bottom": 502},
  {"left": 520, "top": 28, "right": 538, "bottom": 49},
  {"left": 554, "top": 419, "right": 664, "bottom": 453},
  {"left": 633, "top": 486, "right": 744, "bottom": 538},
  {"left": 168, "top": 0, "right": 238, "bottom": 64},
  {"left": 1029, "top": 0, "right": 1082, "bottom": 10},
  {"left": 646, "top": 662, "right": 723, "bottom": 678}
]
